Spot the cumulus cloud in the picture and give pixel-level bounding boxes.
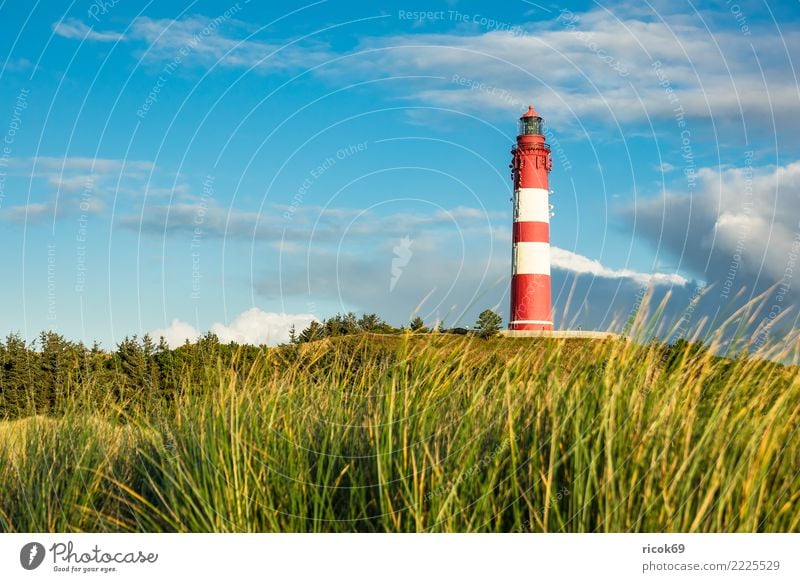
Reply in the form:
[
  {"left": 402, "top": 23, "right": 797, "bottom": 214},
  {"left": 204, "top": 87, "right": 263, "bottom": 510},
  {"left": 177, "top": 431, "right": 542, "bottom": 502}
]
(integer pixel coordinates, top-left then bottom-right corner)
[
  {"left": 150, "top": 309, "right": 317, "bottom": 348},
  {"left": 551, "top": 246, "right": 688, "bottom": 286},
  {"left": 628, "top": 160, "right": 800, "bottom": 294},
  {"left": 211, "top": 308, "right": 317, "bottom": 345},
  {"left": 150, "top": 319, "right": 201, "bottom": 348}
]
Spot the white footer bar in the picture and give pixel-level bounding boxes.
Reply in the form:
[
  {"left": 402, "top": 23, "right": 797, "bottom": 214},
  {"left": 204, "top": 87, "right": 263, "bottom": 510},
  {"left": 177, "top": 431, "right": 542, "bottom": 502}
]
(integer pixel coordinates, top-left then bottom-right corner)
[{"left": 1, "top": 534, "right": 796, "bottom": 581}]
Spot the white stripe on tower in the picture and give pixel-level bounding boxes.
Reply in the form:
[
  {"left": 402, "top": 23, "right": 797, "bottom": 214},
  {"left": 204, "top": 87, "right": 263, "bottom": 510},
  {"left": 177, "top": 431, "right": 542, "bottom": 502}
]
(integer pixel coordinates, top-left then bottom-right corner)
[
  {"left": 513, "top": 242, "right": 551, "bottom": 275},
  {"left": 515, "top": 188, "right": 550, "bottom": 223}
]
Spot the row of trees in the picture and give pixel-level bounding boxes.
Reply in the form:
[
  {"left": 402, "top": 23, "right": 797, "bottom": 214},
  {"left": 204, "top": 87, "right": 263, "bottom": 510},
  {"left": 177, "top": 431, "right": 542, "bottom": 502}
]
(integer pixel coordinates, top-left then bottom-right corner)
[
  {"left": 0, "top": 310, "right": 504, "bottom": 418},
  {"left": 289, "top": 310, "right": 503, "bottom": 343}
]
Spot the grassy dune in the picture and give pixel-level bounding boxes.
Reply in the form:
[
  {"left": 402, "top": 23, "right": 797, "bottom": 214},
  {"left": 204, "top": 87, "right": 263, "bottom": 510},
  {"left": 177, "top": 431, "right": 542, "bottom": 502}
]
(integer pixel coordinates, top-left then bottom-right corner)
[{"left": 0, "top": 334, "right": 798, "bottom": 532}]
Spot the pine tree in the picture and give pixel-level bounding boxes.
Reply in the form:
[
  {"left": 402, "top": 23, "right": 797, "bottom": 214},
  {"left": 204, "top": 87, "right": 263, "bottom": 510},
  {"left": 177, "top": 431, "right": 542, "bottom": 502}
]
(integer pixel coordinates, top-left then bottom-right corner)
[
  {"left": 298, "top": 321, "right": 323, "bottom": 343},
  {"left": 409, "top": 316, "right": 427, "bottom": 333},
  {"left": 475, "top": 309, "right": 503, "bottom": 338},
  {"left": 1, "top": 333, "right": 38, "bottom": 416}
]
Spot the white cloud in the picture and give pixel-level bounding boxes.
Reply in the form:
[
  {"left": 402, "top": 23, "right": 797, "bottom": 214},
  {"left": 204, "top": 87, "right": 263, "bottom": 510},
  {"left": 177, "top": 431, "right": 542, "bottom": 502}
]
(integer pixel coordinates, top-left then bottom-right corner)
[
  {"left": 210, "top": 308, "right": 317, "bottom": 345},
  {"left": 150, "top": 309, "right": 318, "bottom": 348},
  {"left": 1, "top": 203, "right": 52, "bottom": 223},
  {"left": 150, "top": 319, "right": 200, "bottom": 348},
  {"left": 53, "top": 18, "right": 124, "bottom": 42},
  {"left": 551, "top": 246, "right": 688, "bottom": 286},
  {"left": 46, "top": 173, "right": 97, "bottom": 192}
]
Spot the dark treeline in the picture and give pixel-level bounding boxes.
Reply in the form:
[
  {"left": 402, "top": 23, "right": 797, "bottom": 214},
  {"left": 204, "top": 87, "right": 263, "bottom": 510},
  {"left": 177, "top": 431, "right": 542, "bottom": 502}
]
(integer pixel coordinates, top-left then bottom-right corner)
[
  {"left": 0, "top": 310, "right": 504, "bottom": 420},
  {"left": 0, "top": 330, "right": 261, "bottom": 419}
]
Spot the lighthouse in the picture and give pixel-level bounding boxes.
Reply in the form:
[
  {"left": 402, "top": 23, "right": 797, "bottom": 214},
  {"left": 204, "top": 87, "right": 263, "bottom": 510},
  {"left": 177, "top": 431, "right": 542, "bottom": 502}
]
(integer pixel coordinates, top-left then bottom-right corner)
[{"left": 509, "top": 105, "right": 553, "bottom": 331}]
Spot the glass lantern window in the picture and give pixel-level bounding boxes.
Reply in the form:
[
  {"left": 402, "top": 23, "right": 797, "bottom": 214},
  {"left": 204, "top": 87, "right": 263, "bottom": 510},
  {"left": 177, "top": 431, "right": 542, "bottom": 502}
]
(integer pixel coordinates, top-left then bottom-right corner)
[{"left": 519, "top": 116, "right": 543, "bottom": 135}]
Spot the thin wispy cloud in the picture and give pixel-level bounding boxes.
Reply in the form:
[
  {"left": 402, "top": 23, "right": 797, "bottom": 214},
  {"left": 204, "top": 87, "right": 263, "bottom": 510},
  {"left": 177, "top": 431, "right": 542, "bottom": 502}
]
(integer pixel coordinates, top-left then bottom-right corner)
[
  {"left": 52, "top": 18, "right": 125, "bottom": 42},
  {"left": 131, "top": 15, "right": 333, "bottom": 72},
  {"left": 321, "top": 9, "right": 798, "bottom": 127},
  {"left": 52, "top": 14, "right": 333, "bottom": 73},
  {"left": 119, "top": 202, "right": 505, "bottom": 242},
  {"left": 31, "top": 156, "right": 153, "bottom": 174},
  {"left": 52, "top": 9, "right": 798, "bottom": 127},
  {"left": 0, "top": 156, "right": 163, "bottom": 225}
]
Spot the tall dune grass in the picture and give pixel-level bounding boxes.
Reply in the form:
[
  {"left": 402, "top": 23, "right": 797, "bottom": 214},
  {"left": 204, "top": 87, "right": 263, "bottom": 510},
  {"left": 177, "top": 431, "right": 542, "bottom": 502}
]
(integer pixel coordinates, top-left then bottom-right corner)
[{"left": 1, "top": 329, "right": 797, "bottom": 533}]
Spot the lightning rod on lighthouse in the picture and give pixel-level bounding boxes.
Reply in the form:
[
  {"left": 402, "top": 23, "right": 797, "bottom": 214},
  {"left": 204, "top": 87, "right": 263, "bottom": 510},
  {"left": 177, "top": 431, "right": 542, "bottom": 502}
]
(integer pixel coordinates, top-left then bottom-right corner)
[{"left": 509, "top": 105, "right": 553, "bottom": 331}]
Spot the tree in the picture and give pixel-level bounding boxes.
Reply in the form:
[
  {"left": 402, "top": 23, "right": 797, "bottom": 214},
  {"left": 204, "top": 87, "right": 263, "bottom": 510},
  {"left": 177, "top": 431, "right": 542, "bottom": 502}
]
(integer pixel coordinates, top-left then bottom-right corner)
[
  {"left": 38, "top": 331, "right": 82, "bottom": 411},
  {"left": 141, "top": 333, "right": 156, "bottom": 358},
  {"left": 298, "top": 321, "right": 324, "bottom": 343},
  {"left": 474, "top": 309, "right": 502, "bottom": 338},
  {"left": 156, "top": 337, "right": 170, "bottom": 353},
  {"left": 116, "top": 336, "right": 152, "bottom": 398},
  {"left": 324, "top": 312, "right": 359, "bottom": 337},
  {"left": 409, "top": 316, "right": 427, "bottom": 333},
  {"left": 1, "top": 333, "right": 38, "bottom": 416},
  {"left": 357, "top": 313, "right": 383, "bottom": 333}
]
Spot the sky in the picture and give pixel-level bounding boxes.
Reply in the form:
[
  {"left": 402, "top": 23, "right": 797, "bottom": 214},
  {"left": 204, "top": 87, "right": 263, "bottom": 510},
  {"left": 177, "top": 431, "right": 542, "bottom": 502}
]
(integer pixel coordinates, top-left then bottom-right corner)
[{"left": 0, "top": 0, "right": 798, "bottom": 349}]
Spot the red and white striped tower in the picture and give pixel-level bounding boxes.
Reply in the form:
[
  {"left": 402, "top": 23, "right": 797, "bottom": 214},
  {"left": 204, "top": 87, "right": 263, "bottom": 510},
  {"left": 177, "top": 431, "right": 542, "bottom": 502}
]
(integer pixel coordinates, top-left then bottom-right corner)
[{"left": 509, "top": 105, "right": 553, "bottom": 331}]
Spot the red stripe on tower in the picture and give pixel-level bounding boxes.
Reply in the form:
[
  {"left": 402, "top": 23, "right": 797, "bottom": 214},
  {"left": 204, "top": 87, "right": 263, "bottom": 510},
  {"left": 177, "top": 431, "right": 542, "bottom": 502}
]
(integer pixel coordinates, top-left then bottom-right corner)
[
  {"left": 513, "top": 221, "right": 549, "bottom": 243},
  {"left": 509, "top": 105, "right": 553, "bottom": 331}
]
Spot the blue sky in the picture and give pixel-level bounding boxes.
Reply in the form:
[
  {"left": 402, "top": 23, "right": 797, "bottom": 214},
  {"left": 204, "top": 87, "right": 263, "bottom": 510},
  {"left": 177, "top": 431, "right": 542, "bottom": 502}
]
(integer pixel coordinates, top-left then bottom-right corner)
[{"left": 1, "top": 0, "right": 798, "bottom": 347}]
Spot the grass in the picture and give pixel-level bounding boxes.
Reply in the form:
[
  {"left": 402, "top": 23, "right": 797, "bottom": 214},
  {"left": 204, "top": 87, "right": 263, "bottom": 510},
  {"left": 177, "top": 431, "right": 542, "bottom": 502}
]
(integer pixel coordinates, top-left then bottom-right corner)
[{"left": 0, "top": 331, "right": 798, "bottom": 532}]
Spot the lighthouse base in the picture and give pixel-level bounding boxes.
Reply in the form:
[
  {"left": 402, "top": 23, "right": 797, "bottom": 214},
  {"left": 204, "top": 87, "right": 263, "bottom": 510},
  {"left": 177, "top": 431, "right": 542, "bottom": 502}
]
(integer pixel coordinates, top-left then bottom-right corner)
[
  {"left": 501, "top": 330, "right": 622, "bottom": 340},
  {"left": 509, "top": 322, "right": 553, "bottom": 331}
]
